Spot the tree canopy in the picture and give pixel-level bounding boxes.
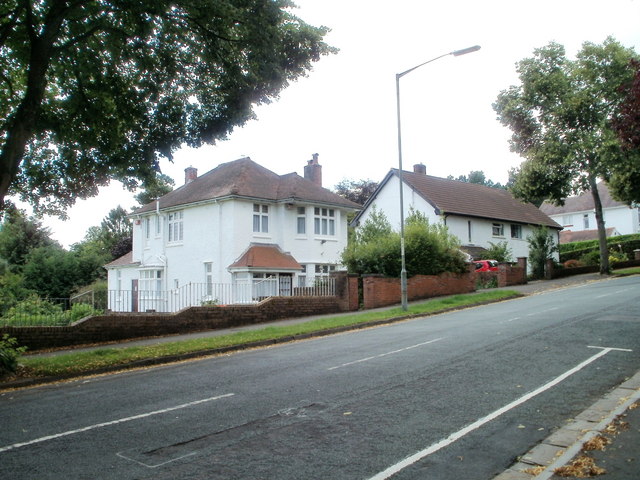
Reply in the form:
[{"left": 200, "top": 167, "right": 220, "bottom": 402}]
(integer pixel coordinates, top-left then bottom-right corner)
[
  {"left": 0, "top": 0, "right": 335, "bottom": 215},
  {"left": 333, "top": 178, "right": 379, "bottom": 206},
  {"left": 447, "top": 170, "right": 505, "bottom": 189},
  {"left": 493, "top": 37, "right": 640, "bottom": 274}
]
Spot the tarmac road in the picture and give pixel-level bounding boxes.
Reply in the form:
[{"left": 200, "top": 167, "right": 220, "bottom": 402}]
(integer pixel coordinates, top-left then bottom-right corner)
[{"left": 0, "top": 274, "right": 638, "bottom": 479}]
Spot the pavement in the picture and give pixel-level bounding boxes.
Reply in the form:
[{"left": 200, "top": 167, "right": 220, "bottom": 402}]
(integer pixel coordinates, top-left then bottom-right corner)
[{"left": 8, "top": 272, "right": 640, "bottom": 479}]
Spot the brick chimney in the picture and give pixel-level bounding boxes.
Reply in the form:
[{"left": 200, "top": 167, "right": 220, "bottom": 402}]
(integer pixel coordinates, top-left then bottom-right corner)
[
  {"left": 304, "top": 153, "right": 322, "bottom": 187},
  {"left": 413, "top": 163, "right": 426, "bottom": 175},
  {"left": 184, "top": 166, "right": 198, "bottom": 185}
]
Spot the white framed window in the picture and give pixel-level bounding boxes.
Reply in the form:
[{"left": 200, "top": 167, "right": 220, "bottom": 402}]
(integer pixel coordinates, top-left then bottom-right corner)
[
  {"left": 140, "top": 269, "right": 163, "bottom": 295},
  {"left": 511, "top": 224, "right": 522, "bottom": 239},
  {"left": 168, "top": 210, "right": 184, "bottom": 243},
  {"left": 583, "top": 214, "right": 590, "bottom": 229},
  {"left": 297, "top": 207, "right": 306, "bottom": 234},
  {"left": 492, "top": 223, "right": 504, "bottom": 237},
  {"left": 315, "top": 264, "right": 336, "bottom": 276},
  {"left": 562, "top": 215, "right": 573, "bottom": 226},
  {"left": 314, "top": 207, "right": 335, "bottom": 236},
  {"left": 467, "top": 220, "right": 472, "bottom": 242},
  {"left": 204, "top": 262, "right": 213, "bottom": 296},
  {"left": 144, "top": 217, "right": 151, "bottom": 244},
  {"left": 298, "top": 265, "right": 307, "bottom": 288},
  {"left": 155, "top": 215, "right": 161, "bottom": 237},
  {"left": 253, "top": 204, "right": 269, "bottom": 233}
]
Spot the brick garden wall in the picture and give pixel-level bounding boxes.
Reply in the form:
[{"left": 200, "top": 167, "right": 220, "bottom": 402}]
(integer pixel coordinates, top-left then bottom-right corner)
[
  {"left": 1, "top": 296, "right": 343, "bottom": 351},
  {"left": 362, "top": 267, "right": 477, "bottom": 310}
]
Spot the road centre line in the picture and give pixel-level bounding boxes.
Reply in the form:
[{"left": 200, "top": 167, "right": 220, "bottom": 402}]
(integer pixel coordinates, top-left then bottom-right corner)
[
  {"left": 367, "top": 346, "right": 630, "bottom": 480},
  {"left": 0, "top": 393, "right": 235, "bottom": 454},
  {"left": 327, "top": 338, "right": 444, "bottom": 371},
  {"left": 506, "top": 306, "right": 558, "bottom": 323}
]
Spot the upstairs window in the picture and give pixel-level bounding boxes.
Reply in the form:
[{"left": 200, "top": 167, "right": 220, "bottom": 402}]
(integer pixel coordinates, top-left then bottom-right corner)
[
  {"left": 168, "top": 211, "right": 184, "bottom": 242},
  {"left": 314, "top": 207, "right": 335, "bottom": 236},
  {"left": 510, "top": 224, "right": 522, "bottom": 239},
  {"left": 297, "top": 207, "right": 306, "bottom": 234},
  {"left": 253, "top": 204, "right": 269, "bottom": 233},
  {"left": 492, "top": 223, "right": 504, "bottom": 237},
  {"left": 583, "top": 214, "right": 590, "bottom": 229}
]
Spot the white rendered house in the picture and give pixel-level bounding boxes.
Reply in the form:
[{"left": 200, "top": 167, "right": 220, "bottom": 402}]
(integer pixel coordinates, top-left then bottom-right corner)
[
  {"left": 352, "top": 164, "right": 561, "bottom": 263},
  {"left": 105, "top": 155, "right": 360, "bottom": 311},
  {"left": 540, "top": 182, "right": 640, "bottom": 242}
]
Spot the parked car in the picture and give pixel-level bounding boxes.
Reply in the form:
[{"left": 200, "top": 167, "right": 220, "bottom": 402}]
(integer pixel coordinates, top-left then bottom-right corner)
[{"left": 475, "top": 260, "right": 499, "bottom": 272}]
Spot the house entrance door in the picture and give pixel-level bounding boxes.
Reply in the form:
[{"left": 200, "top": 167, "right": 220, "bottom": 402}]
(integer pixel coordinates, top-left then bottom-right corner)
[{"left": 279, "top": 274, "right": 292, "bottom": 296}]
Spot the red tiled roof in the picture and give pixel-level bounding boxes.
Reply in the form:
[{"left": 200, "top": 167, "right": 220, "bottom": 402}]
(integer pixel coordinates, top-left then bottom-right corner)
[
  {"left": 135, "top": 157, "right": 361, "bottom": 214},
  {"left": 540, "top": 183, "right": 625, "bottom": 215},
  {"left": 560, "top": 228, "right": 618, "bottom": 244},
  {"left": 228, "top": 244, "right": 302, "bottom": 270},
  {"left": 396, "top": 170, "right": 561, "bottom": 228},
  {"left": 104, "top": 251, "right": 139, "bottom": 268}
]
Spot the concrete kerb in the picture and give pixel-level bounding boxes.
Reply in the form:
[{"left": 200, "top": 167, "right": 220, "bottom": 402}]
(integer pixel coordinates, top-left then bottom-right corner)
[{"left": 493, "top": 370, "right": 640, "bottom": 480}]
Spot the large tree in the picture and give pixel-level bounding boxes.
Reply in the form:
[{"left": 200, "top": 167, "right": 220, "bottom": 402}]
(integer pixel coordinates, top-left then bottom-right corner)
[
  {"left": 0, "top": 0, "right": 334, "bottom": 215},
  {"left": 493, "top": 38, "right": 640, "bottom": 275}
]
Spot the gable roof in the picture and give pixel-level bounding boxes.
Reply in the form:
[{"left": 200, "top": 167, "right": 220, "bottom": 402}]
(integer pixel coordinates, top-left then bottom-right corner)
[
  {"left": 228, "top": 244, "right": 302, "bottom": 271},
  {"left": 356, "top": 169, "right": 560, "bottom": 228},
  {"left": 539, "top": 183, "right": 627, "bottom": 216},
  {"left": 134, "top": 157, "right": 361, "bottom": 214},
  {"left": 104, "top": 251, "right": 139, "bottom": 268},
  {"left": 559, "top": 227, "right": 619, "bottom": 244}
]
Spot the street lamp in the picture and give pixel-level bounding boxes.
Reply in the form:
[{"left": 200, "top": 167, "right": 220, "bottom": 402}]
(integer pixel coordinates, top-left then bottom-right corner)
[{"left": 396, "top": 45, "right": 480, "bottom": 311}]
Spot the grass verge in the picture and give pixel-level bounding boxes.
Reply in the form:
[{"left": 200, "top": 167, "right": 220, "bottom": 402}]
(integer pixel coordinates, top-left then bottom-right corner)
[
  {"left": 11, "top": 290, "right": 520, "bottom": 382},
  {"left": 613, "top": 266, "right": 640, "bottom": 276}
]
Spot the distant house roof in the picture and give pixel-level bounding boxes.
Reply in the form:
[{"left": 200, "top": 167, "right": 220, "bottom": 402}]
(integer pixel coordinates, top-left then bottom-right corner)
[
  {"left": 228, "top": 244, "right": 302, "bottom": 271},
  {"left": 540, "top": 183, "right": 626, "bottom": 216},
  {"left": 354, "top": 169, "right": 561, "bottom": 229},
  {"left": 134, "top": 157, "right": 361, "bottom": 214},
  {"left": 559, "top": 228, "right": 619, "bottom": 244},
  {"left": 104, "top": 251, "right": 139, "bottom": 268}
]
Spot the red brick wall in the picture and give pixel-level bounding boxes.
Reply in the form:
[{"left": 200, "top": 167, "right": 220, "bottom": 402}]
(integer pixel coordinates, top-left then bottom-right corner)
[
  {"left": 362, "top": 268, "right": 476, "bottom": 309},
  {"left": 1, "top": 296, "right": 342, "bottom": 351}
]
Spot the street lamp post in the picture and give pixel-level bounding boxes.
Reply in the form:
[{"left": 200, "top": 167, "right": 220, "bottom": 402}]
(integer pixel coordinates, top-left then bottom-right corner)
[{"left": 396, "top": 45, "right": 480, "bottom": 311}]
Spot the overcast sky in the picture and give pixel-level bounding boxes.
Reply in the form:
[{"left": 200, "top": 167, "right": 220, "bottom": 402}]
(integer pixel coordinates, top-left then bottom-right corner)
[{"left": 28, "top": 0, "right": 640, "bottom": 247}]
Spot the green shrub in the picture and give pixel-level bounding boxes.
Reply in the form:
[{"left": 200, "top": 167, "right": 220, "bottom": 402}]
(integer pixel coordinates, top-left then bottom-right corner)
[
  {"left": 580, "top": 250, "right": 601, "bottom": 266},
  {"left": 528, "top": 226, "right": 558, "bottom": 279},
  {"left": 0, "top": 334, "right": 27, "bottom": 377},
  {"left": 343, "top": 210, "right": 466, "bottom": 277},
  {"left": 67, "top": 303, "right": 103, "bottom": 323},
  {"left": 479, "top": 241, "right": 513, "bottom": 262}
]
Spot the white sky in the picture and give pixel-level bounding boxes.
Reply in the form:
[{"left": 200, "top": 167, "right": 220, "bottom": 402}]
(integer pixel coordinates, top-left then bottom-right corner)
[{"left": 25, "top": 0, "right": 640, "bottom": 248}]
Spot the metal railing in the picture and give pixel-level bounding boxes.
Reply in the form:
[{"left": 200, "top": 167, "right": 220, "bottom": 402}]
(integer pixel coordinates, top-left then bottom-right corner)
[
  {"left": 0, "top": 278, "right": 337, "bottom": 325},
  {"left": 107, "top": 278, "right": 336, "bottom": 313}
]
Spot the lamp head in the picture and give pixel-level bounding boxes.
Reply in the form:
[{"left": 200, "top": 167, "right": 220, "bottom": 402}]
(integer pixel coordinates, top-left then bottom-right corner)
[{"left": 452, "top": 45, "right": 481, "bottom": 56}]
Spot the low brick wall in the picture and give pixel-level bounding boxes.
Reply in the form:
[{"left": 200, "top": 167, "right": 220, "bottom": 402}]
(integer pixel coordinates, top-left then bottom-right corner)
[
  {"left": 497, "top": 262, "right": 527, "bottom": 287},
  {"left": 362, "top": 268, "right": 476, "bottom": 310},
  {"left": 1, "top": 296, "right": 342, "bottom": 351}
]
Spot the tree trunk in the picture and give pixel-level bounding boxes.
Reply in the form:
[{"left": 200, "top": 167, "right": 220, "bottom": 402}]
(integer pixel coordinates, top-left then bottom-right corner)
[{"left": 588, "top": 175, "right": 610, "bottom": 275}]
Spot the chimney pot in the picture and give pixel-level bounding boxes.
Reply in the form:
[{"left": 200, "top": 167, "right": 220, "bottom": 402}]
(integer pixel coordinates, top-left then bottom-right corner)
[
  {"left": 413, "top": 163, "right": 426, "bottom": 175},
  {"left": 185, "top": 166, "right": 198, "bottom": 184}
]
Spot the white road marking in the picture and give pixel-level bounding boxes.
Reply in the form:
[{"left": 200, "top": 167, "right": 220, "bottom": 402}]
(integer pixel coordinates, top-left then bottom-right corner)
[
  {"left": 367, "top": 346, "right": 631, "bottom": 480},
  {"left": 327, "top": 338, "right": 444, "bottom": 371},
  {"left": 0, "top": 393, "right": 235, "bottom": 454},
  {"left": 505, "top": 307, "right": 558, "bottom": 323}
]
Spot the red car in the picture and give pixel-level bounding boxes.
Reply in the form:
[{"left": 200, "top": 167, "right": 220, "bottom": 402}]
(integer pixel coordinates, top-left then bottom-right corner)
[{"left": 475, "top": 260, "right": 499, "bottom": 272}]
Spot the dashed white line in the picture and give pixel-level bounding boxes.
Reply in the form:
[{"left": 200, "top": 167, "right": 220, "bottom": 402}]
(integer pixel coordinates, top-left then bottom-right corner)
[
  {"left": 328, "top": 338, "right": 444, "bottom": 371},
  {"left": 367, "top": 346, "right": 631, "bottom": 480},
  {"left": 0, "top": 393, "right": 235, "bottom": 453}
]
